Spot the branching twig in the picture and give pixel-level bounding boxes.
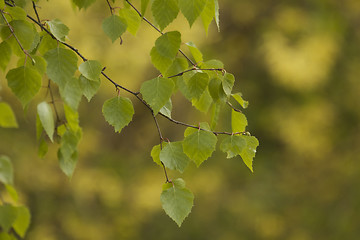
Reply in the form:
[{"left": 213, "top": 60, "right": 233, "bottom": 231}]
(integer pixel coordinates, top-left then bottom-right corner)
[
  {"left": 0, "top": 10, "right": 34, "bottom": 62},
  {"left": 124, "top": 0, "right": 196, "bottom": 66}
]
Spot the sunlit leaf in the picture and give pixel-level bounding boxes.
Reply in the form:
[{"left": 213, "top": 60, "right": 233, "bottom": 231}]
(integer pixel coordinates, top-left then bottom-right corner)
[
  {"left": 182, "top": 127, "right": 217, "bottom": 167},
  {"left": 46, "top": 19, "right": 69, "bottom": 42},
  {"left": 165, "top": 57, "right": 188, "bottom": 78},
  {"left": 141, "top": 0, "right": 150, "bottom": 15},
  {"left": 179, "top": 0, "right": 207, "bottom": 27},
  {"left": 191, "top": 89, "right": 213, "bottom": 112},
  {"left": 6, "top": 66, "right": 42, "bottom": 107},
  {"left": 38, "top": 34, "right": 58, "bottom": 55},
  {"left": 140, "top": 77, "right": 174, "bottom": 114},
  {"left": 0, "top": 102, "right": 18, "bottom": 128},
  {"left": 222, "top": 72, "right": 235, "bottom": 96},
  {"left": 155, "top": 31, "right": 181, "bottom": 59},
  {"left": 231, "top": 109, "right": 247, "bottom": 132},
  {"left": 5, "top": 184, "right": 18, "bottom": 202},
  {"left": 0, "top": 0, "right": 4, "bottom": 9},
  {"left": 44, "top": 47, "right": 78, "bottom": 88},
  {"left": 0, "top": 155, "right": 13, "bottom": 185},
  {"left": 17, "top": 55, "right": 47, "bottom": 75},
  {"left": 239, "top": 135, "right": 259, "bottom": 172},
  {"left": 0, "top": 20, "right": 35, "bottom": 53},
  {"left": 151, "top": 0, "right": 179, "bottom": 30},
  {"left": 208, "top": 76, "right": 226, "bottom": 102},
  {"left": 102, "top": 15, "right": 127, "bottom": 42},
  {"left": 160, "top": 141, "right": 190, "bottom": 173},
  {"left": 200, "top": 0, "right": 215, "bottom": 34},
  {"left": 231, "top": 92, "right": 249, "bottom": 108},
  {"left": 214, "top": 0, "right": 220, "bottom": 31},
  {"left": 13, "top": 206, "right": 31, "bottom": 238},
  {"left": 64, "top": 104, "right": 81, "bottom": 133},
  {"left": 119, "top": 8, "right": 141, "bottom": 36},
  {"left": 59, "top": 77, "right": 82, "bottom": 110},
  {"left": 37, "top": 101, "right": 54, "bottom": 142},
  {"left": 160, "top": 178, "right": 194, "bottom": 227},
  {"left": 102, "top": 97, "right": 134, "bottom": 133},
  {"left": 6, "top": 6, "right": 27, "bottom": 20},
  {"left": 151, "top": 142, "right": 168, "bottom": 166}
]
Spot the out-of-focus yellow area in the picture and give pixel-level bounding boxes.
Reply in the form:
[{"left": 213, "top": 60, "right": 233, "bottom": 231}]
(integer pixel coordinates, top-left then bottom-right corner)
[{"left": 1, "top": 0, "right": 360, "bottom": 239}]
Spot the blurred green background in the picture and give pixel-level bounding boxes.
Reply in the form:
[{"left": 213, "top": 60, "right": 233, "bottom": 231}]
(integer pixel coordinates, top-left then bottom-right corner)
[{"left": 1, "top": 0, "right": 360, "bottom": 239}]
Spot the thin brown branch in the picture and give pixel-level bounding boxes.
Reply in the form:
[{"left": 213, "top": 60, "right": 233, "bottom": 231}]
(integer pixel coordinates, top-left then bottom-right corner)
[
  {"left": 227, "top": 101, "right": 242, "bottom": 113},
  {"left": 167, "top": 67, "right": 224, "bottom": 78},
  {"left": 105, "top": 0, "right": 114, "bottom": 15},
  {"left": 22, "top": 3, "right": 245, "bottom": 137}
]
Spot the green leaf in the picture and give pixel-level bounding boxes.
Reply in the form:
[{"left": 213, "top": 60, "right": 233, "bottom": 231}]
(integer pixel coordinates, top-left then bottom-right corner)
[
  {"left": 0, "top": 155, "right": 13, "bottom": 185},
  {"left": 72, "top": 0, "right": 96, "bottom": 9},
  {"left": 150, "top": 142, "right": 168, "bottom": 166},
  {"left": 64, "top": 104, "right": 80, "bottom": 133},
  {"left": 191, "top": 89, "right": 213, "bottom": 112},
  {"left": 208, "top": 76, "right": 226, "bottom": 102},
  {"left": 58, "top": 148, "right": 78, "bottom": 179},
  {"left": 141, "top": 0, "right": 150, "bottom": 15},
  {"left": 0, "top": 20, "right": 35, "bottom": 53},
  {"left": 6, "top": 66, "right": 42, "bottom": 107},
  {"left": 13, "top": 206, "right": 31, "bottom": 238},
  {"left": 46, "top": 19, "right": 69, "bottom": 42},
  {"left": 38, "top": 137, "right": 48, "bottom": 158},
  {"left": 0, "top": 232, "right": 11, "bottom": 240},
  {"left": 165, "top": 57, "right": 188, "bottom": 78},
  {"left": 17, "top": 55, "right": 47, "bottom": 75},
  {"left": 79, "top": 75, "right": 101, "bottom": 102},
  {"left": 182, "top": 127, "right": 217, "bottom": 167},
  {"left": 160, "top": 178, "right": 194, "bottom": 227},
  {"left": 78, "top": 60, "right": 102, "bottom": 81},
  {"left": 7, "top": 6, "right": 26, "bottom": 20},
  {"left": 231, "top": 109, "right": 247, "bottom": 132},
  {"left": 44, "top": 47, "right": 78, "bottom": 88},
  {"left": 187, "top": 72, "right": 209, "bottom": 99},
  {"left": 239, "top": 135, "right": 259, "bottom": 172},
  {"left": 159, "top": 98, "right": 172, "bottom": 118},
  {"left": 0, "top": 41, "right": 12, "bottom": 72},
  {"left": 186, "top": 42, "right": 203, "bottom": 63},
  {"left": 0, "top": 204, "right": 17, "bottom": 232},
  {"left": 156, "top": 31, "right": 181, "bottom": 59},
  {"left": 220, "top": 134, "right": 246, "bottom": 158},
  {"left": 102, "top": 97, "right": 134, "bottom": 133},
  {"left": 0, "top": 0, "right": 4, "bottom": 9},
  {"left": 36, "top": 114, "right": 43, "bottom": 140},
  {"left": 5, "top": 184, "right": 18, "bottom": 202},
  {"left": 119, "top": 8, "right": 141, "bottom": 36},
  {"left": 0, "top": 102, "right": 18, "bottom": 128},
  {"left": 179, "top": 0, "right": 207, "bottom": 27},
  {"left": 160, "top": 142, "right": 190, "bottom": 173},
  {"left": 37, "top": 101, "right": 54, "bottom": 142},
  {"left": 231, "top": 92, "right": 249, "bottom": 108},
  {"left": 59, "top": 77, "right": 82, "bottom": 110},
  {"left": 210, "top": 101, "right": 221, "bottom": 129},
  {"left": 222, "top": 72, "right": 235, "bottom": 96},
  {"left": 38, "top": 34, "right": 58, "bottom": 55},
  {"left": 151, "top": 0, "right": 179, "bottom": 30},
  {"left": 200, "top": 0, "right": 215, "bottom": 34},
  {"left": 140, "top": 77, "right": 174, "bottom": 114},
  {"left": 150, "top": 47, "right": 174, "bottom": 74},
  {"left": 102, "top": 15, "right": 127, "bottom": 43},
  {"left": 214, "top": 0, "right": 220, "bottom": 31}
]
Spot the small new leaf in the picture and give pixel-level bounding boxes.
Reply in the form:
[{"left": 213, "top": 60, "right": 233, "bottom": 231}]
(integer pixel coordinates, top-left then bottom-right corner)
[
  {"left": 140, "top": 77, "right": 174, "bottom": 114},
  {"left": 160, "top": 178, "right": 194, "bottom": 227},
  {"left": 102, "top": 97, "right": 134, "bottom": 133},
  {"left": 37, "top": 101, "right": 54, "bottom": 142},
  {"left": 239, "top": 135, "right": 259, "bottom": 172},
  {"left": 13, "top": 206, "right": 31, "bottom": 238},
  {"left": 232, "top": 92, "right": 249, "bottom": 108}
]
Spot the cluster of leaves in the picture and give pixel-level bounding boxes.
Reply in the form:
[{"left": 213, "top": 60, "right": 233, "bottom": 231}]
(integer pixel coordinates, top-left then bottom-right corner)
[{"left": 0, "top": 0, "right": 258, "bottom": 231}]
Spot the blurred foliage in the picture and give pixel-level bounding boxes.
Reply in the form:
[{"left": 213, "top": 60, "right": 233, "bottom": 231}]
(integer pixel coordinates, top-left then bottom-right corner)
[{"left": 1, "top": 0, "right": 360, "bottom": 239}]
